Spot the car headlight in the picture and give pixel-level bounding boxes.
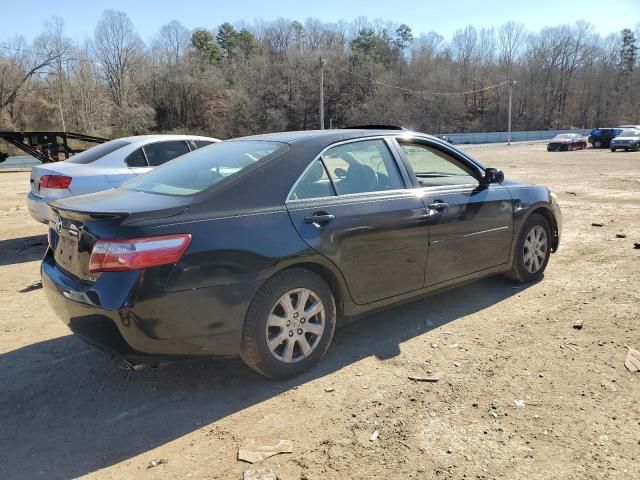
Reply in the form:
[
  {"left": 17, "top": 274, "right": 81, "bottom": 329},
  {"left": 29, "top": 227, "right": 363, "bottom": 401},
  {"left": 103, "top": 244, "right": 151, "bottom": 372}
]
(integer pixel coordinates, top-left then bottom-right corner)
[{"left": 550, "top": 191, "right": 559, "bottom": 204}]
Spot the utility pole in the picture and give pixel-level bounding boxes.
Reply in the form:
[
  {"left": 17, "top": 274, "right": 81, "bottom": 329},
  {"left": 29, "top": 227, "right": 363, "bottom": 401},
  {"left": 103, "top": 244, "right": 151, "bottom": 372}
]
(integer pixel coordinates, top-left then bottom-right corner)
[
  {"left": 507, "top": 80, "right": 516, "bottom": 145},
  {"left": 58, "top": 99, "right": 66, "bottom": 133},
  {"left": 319, "top": 57, "right": 325, "bottom": 130}
]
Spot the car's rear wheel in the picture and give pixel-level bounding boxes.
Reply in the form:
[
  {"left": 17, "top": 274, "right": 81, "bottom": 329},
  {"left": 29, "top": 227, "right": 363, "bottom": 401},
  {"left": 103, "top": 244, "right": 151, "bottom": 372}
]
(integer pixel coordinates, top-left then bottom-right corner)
[
  {"left": 504, "top": 213, "right": 552, "bottom": 283},
  {"left": 594, "top": 140, "right": 602, "bottom": 148},
  {"left": 611, "top": 148, "right": 616, "bottom": 152},
  {"left": 240, "top": 268, "right": 336, "bottom": 379}
]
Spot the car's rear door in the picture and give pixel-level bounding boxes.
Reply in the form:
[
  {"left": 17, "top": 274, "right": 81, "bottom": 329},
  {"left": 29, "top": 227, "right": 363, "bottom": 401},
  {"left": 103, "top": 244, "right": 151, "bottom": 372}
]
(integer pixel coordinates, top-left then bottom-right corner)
[
  {"left": 286, "top": 137, "right": 430, "bottom": 305},
  {"left": 394, "top": 137, "right": 514, "bottom": 287}
]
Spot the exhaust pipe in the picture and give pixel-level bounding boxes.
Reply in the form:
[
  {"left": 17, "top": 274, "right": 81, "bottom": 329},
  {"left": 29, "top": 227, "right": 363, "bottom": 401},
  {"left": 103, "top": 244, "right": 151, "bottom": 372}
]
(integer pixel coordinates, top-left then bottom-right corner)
[{"left": 113, "top": 357, "right": 147, "bottom": 371}]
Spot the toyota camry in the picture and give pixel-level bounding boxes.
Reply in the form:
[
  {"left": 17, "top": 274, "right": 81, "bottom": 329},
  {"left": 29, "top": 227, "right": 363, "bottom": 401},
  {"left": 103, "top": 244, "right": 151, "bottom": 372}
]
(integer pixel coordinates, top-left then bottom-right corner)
[{"left": 42, "top": 128, "right": 562, "bottom": 378}]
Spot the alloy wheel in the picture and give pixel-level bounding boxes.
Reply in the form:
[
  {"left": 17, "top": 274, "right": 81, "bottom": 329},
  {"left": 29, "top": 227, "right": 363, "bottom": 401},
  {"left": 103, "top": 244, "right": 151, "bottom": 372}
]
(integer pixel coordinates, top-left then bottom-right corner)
[
  {"left": 523, "top": 225, "right": 548, "bottom": 274},
  {"left": 265, "top": 288, "right": 325, "bottom": 363}
]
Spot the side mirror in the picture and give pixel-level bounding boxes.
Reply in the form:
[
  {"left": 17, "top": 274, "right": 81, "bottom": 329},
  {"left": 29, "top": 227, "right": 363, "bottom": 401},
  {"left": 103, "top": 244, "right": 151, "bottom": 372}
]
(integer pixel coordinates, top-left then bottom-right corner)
[{"left": 484, "top": 167, "right": 504, "bottom": 184}]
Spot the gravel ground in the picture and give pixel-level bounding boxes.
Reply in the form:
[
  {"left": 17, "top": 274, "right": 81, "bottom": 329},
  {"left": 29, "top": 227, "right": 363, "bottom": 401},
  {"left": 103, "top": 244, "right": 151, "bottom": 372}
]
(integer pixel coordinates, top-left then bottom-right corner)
[{"left": 0, "top": 143, "right": 638, "bottom": 480}]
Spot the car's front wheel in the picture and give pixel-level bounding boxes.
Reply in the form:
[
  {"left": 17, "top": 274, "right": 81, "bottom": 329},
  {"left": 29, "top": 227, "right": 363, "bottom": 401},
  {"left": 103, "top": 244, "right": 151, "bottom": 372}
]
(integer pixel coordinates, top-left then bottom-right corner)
[
  {"left": 241, "top": 268, "right": 336, "bottom": 378},
  {"left": 505, "top": 213, "right": 552, "bottom": 283},
  {"left": 594, "top": 140, "right": 602, "bottom": 148}
]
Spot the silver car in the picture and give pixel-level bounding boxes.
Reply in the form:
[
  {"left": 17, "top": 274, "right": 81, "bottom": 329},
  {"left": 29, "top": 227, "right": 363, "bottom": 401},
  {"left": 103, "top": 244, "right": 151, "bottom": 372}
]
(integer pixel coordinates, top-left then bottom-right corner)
[
  {"left": 27, "top": 134, "right": 219, "bottom": 223},
  {"left": 610, "top": 129, "right": 640, "bottom": 152}
]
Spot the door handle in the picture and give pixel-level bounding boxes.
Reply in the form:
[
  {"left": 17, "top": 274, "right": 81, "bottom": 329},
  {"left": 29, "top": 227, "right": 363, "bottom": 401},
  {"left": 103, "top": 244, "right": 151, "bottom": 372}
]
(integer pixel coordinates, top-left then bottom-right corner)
[
  {"left": 427, "top": 202, "right": 449, "bottom": 213},
  {"left": 304, "top": 212, "right": 336, "bottom": 226}
]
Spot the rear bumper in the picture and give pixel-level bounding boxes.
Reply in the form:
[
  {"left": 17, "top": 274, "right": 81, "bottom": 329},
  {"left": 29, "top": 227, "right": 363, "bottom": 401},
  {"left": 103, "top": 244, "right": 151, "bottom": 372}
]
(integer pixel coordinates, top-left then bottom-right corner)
[
  {"left": 41, "top": 250, "right": 258, "bottom": 361},
  {"left": 27, "top": 192, "right": 52, "bottom": 224}
]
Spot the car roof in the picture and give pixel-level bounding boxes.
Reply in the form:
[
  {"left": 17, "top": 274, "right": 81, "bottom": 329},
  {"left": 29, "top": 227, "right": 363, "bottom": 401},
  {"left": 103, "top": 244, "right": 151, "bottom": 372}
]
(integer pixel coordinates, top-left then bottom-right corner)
[
  {"left": 117, "top": 134, "right": 219, "bottom": 144},
  {"left": 229, "top": 129, "right": 438, "bottom": 146}
]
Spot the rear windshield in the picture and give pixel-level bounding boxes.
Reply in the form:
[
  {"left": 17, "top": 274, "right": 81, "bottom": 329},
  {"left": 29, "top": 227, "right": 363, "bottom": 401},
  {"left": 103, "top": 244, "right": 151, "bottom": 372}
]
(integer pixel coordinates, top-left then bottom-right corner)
[
  {"left": 555, "top": 134, "right": 573, "bottom": 139},
  {"left": 122, "top": 140, "right": 287, "bottom": 196},
  {"left": 65, "top": 139, "right": 130, "bottom": 164}
]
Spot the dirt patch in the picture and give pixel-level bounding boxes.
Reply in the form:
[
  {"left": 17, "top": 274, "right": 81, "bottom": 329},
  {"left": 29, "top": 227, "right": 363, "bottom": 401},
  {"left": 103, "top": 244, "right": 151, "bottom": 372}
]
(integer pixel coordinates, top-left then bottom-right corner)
[{"left": 0, "top": 145, "right": 638, "bottom": 479}]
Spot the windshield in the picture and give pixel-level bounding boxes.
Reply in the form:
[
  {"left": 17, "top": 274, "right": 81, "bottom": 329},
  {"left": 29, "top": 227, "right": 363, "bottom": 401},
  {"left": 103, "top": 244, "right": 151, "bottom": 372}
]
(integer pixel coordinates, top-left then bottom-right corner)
[
  {"left": 618, "top": 130, "right": 639, "bottom": 137},
  {"left": 122, "top": 140, "right": 287, "bottom": 196},
  {"left": 65, "top": 139, "right": 130, "bottom": 164},
  {"left": 554, "top": 134, "right": 573, "bottom": 139}
]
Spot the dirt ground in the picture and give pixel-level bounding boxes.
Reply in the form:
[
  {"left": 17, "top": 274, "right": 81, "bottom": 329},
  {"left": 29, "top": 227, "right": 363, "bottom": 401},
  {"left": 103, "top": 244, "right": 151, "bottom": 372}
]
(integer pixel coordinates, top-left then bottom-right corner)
[{"left": 0, "top": 143, "right": 638, "bottom": 480}]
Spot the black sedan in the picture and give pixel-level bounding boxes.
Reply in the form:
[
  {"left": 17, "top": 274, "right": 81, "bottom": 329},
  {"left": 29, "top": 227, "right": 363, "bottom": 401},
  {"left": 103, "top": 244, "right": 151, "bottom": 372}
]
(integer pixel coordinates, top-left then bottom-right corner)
[{"left": 42, "top": 129, "right": 562, "bottom": 378}]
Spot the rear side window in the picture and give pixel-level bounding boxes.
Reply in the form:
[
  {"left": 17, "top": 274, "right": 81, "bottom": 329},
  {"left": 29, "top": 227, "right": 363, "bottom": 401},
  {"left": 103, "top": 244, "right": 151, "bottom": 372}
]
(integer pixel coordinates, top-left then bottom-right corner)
[
  {"left": 193, "top": 140, "right": 215, "bottom": 149},
  {"left": 123, "top": 140, "right": 287, "bottom": 196},
  {"left": 290, "top": 160, "right": 335, "bottom": 200},
  {"left": 143, "top": 141, "right": 190, "bottom": 167},
  {"left": 322, "top": 139, "right": 404, "bottom": 195},
  {"left": 125, "top": 148, "right": 148, "bottom": 167},
  {"left": 65, "top": 139, "right": 130, "bottom": 164}
]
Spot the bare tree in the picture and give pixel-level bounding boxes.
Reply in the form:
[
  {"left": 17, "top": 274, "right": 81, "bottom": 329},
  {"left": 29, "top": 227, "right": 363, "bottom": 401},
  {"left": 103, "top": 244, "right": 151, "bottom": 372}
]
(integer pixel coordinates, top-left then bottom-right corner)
[
  {"left": 498, "top": 21, "right": 525, "bottom": 81},
  {"left": 93, "top": 9, "right": 143, "bottom": 107}
]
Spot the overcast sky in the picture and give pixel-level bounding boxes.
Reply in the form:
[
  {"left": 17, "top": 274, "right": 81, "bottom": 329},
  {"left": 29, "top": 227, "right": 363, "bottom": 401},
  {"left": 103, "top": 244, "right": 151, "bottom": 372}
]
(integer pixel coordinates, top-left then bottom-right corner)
[{"left": 2, "top": 0, "right": 637, "bottom": 44}]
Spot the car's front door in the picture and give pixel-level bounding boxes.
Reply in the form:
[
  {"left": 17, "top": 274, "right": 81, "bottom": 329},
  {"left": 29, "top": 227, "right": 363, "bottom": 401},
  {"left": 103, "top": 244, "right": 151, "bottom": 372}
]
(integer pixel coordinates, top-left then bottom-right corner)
[
  {"left": 394, "top": 138, "right": 514, "bottom": 287},
  {"left": 286, "top": 138, "right": 430, "bottom": 305}
]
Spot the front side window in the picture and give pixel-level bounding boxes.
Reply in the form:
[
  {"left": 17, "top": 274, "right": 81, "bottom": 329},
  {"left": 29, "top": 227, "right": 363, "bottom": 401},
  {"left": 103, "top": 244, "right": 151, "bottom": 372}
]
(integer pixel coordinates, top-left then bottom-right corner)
[
  {"left": 143, "top": 141, "right": 191, "bottom": 167},
  {"left": 399, "top": 143, "right": 479, "bottom": 188},
  {"left": 123, "top": 140, "right": 287, "bottom": 196},
  {"left": 321, "top": 139, "right": 404, "bottom": 195}
]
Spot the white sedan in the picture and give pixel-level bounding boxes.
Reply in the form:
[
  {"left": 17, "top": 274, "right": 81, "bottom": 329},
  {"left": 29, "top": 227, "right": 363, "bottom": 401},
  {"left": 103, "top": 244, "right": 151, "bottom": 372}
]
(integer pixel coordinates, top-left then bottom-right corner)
[{"left": 27, "top": 134, "right": 219, "bottom": 223}]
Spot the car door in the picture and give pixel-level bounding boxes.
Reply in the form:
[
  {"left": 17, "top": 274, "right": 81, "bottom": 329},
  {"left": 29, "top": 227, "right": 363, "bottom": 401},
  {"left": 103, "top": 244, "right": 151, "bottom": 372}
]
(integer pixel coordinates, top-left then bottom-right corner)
[
  {"left": 286, "top": 138, "right": 430, "bottom": 305},
  {"left": 393, "top": 138, "right": 514, "bottom": 287}
]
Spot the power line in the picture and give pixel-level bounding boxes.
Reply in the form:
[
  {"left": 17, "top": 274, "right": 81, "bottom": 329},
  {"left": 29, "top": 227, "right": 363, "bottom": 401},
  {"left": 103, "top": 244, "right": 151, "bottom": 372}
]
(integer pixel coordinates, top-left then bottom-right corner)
[{"left": 324, "top": 59, "right": 510, "bottom": 96}]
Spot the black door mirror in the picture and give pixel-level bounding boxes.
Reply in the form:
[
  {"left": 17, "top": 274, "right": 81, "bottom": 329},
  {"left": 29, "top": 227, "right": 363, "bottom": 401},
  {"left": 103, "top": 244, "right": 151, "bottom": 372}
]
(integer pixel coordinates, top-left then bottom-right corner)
[{"left": 484, "top": 168, "right": 504, "bottom": 184}]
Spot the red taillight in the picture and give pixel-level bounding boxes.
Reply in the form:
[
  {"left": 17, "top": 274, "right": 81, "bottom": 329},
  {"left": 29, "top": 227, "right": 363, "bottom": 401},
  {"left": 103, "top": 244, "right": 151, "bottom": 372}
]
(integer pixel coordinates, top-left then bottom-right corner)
[
  {"left": 88, "top": 234, "right": 192, "bottom": 273},
  {"left": 40, "top": 175, "right": 72, "bottom": 189}
]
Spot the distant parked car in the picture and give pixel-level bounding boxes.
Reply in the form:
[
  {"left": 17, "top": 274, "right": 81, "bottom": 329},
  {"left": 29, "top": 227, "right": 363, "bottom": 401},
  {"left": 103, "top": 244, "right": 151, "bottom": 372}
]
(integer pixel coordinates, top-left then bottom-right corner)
[
  {"left": 27, "top": 135, "right": 219, "bottom": 223},
  {"left": 588, "top": 128, "right": 622, "bottom": 149},
  {"left": 438, "top": 135, "right": 454, "bottom": 144},
  {"left": 610, "top": 129, "right": 640, "bottom": 152},
  {"left": 618, "top": 124, "right": 640, "bottom": 130},
  {"left": 547, "top": 133, "right": 587, "bottom": 151}
]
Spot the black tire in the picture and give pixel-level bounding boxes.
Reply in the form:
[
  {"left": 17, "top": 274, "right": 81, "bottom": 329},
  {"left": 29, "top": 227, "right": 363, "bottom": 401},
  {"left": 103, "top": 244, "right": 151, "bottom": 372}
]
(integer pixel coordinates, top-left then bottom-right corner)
[
  {"left": 504, "top": 213, "right": 552, "bottom": 283},
  {"left": 611, "top": 148, "right": 616, "bottom": 152},
  {"left": 593, "top": 140, "right": 602, "bottom": 148},
  {"left": 240, "top": 268, "right": 336, "bottom": 379}
]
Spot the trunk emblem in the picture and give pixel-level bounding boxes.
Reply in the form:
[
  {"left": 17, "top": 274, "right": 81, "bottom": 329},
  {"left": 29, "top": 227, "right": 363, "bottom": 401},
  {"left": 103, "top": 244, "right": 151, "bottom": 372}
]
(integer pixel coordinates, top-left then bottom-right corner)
[{"left": 55, "top": 216, "right": 63, "bottom": 234}]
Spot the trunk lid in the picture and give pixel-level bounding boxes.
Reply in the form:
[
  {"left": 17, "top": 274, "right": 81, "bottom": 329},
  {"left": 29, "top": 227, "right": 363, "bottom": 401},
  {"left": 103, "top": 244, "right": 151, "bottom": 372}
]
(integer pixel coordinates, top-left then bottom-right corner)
[{"left": 49, "top": 189, "right": 193, "bottom": 281}]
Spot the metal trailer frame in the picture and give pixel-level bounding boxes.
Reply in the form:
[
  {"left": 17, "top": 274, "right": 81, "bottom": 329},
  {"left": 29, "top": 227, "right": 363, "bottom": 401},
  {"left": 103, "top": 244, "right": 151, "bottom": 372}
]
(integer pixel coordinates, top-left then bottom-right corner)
[{"left": 0, "top": 131, "right": 109, "bottom": 164}]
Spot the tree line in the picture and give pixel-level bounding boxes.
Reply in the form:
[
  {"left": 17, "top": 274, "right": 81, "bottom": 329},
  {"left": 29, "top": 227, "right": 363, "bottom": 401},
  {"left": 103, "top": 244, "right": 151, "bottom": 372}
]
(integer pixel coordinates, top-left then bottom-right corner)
[{"left": 0, "top": 11, "right": 638, "bottom": 141}]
